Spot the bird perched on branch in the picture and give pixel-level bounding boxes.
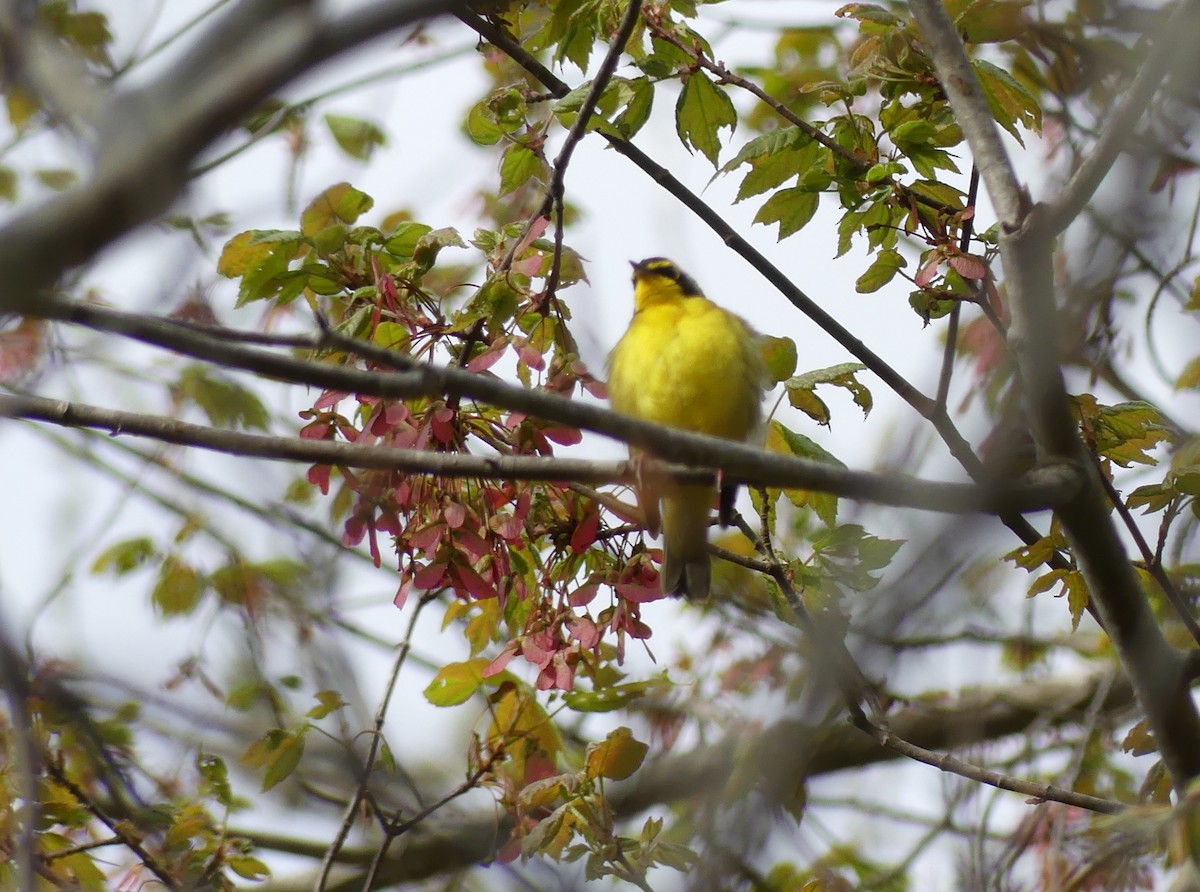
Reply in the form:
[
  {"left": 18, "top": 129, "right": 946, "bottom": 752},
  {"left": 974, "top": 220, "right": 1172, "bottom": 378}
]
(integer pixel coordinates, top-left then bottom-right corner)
[{"left": 607, "top": 257, "right": 768, "bottom": 599}]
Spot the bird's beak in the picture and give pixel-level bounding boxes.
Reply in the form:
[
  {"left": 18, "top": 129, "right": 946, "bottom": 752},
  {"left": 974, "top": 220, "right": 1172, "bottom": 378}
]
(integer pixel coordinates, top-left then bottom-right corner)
[{"left": 629, "top": 259, "right": 644, "bottom": 280}]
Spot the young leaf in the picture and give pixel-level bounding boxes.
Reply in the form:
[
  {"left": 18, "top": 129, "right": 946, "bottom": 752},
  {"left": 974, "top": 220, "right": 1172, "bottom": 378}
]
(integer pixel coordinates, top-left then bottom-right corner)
[
  {"left": 152, "top": 555, "right": 205, "bottom": 617},
  {"left": 675, "top": 71, "right": 737, "bottom": 166},
  {"left": 767, "top": 421, "right": 845, "bottom": 526},
  {"left": 973, "top": 59, "right": 1041, "bottom": 144},
  {"left": 499, "top": 144, "right": 545, "bottom": 196},
  {"left": 306, "top": 690, "right": 349, "bottom": 720},
  {"left": 92, "top": 537, "right": 157, "bottom": 575},
  {"left": 855, "top": 248, "right": 906, "bottom": 293},
  {"left": 785, "top": 362, "right": 873, "bottom": 425},
  {"left": 759, "top": 335, "right": 799, "bottom": 383},
  {"left": 174, "top": 365, "right": 270, "bottom": 431},
  {"left": 424, "top": 657, "right": 492, "bottom": 706},
  {"left": 324, "top": 114, "right": 386, "bottom": 161},
  {"left": 584, "top": 727, "right": 648, "bottom": 781},
  {"left": 754, "top": 188, "right": 820, "bottom": 241},
  {"left": 300, "top": 182, "right": 374, "bottom": 237}
]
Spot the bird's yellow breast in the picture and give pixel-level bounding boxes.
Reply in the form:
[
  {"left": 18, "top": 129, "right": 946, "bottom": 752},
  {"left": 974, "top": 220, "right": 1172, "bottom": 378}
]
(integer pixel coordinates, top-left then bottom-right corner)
[{"left": 608, "top": 294, "right": 763, "bottom": 442}]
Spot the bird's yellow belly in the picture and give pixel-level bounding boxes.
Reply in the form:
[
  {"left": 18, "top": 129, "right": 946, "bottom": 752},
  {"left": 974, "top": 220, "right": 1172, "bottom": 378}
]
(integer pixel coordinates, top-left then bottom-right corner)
[{"left": 610, "top": 301, "right": 758, "bottom": 442}]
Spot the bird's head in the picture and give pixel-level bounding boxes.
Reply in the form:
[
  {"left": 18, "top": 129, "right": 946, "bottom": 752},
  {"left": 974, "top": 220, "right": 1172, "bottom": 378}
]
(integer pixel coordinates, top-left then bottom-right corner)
[{"left": 629, "top": 257, "right": 704, "bottom": 309}]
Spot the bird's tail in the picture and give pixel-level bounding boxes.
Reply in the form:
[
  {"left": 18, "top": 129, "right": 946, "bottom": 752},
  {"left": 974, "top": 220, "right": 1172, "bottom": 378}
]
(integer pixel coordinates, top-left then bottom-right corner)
[{"left": 660, "top": 485, "right": 713, "bottom": 599}]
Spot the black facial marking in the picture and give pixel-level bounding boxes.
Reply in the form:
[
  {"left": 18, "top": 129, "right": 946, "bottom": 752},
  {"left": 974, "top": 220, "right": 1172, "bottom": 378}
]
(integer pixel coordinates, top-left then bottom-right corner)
[{"left": 631, "top": 257, "right": 704, "bottom": 296}]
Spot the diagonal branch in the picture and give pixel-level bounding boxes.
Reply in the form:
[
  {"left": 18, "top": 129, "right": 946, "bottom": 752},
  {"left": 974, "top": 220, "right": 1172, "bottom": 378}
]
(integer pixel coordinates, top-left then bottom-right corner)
[
  {"left": 0, "top": 0, "right": 458, "bottom": 312},
  {"left": 908, "top": 0, "right": 1025, "bottom": 228},
  {"left": 457, "top": 9, "right": 1077, "bottom": 602},
  {"left": 1043, "top": 0, "right": 1200, "bottom": 237},
  {"left": 907, "top": 0, "right": 1200, "bottom": 790}
]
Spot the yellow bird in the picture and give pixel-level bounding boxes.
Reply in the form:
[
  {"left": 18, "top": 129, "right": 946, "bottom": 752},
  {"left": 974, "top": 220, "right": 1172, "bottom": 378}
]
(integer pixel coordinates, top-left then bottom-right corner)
[{"left": 607, "top": 258, "right": 768, "bottom": 599}]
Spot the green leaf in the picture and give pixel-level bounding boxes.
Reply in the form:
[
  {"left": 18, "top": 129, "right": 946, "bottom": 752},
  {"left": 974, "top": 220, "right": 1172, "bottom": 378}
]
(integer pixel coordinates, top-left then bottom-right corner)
[
  {"left": 855, "top": 249, "right": 906, "bottom": 293},
  {"left": 721, "top": 126, "right": 812, "bottom": 175},
  {"left": 175, "top": 365, "right": 270, "bottom": 431},
  {"left": 1072, "top": 395, "right": 1172, "bottom": 467},
  {"left": 412, "top": 226, "right": 466, "bottom": 272},
  {"left": 955, "top": 0, "right": 1032, "bottom": 43},
  {"left": 92, "top": 536, "right": 157, "bottom": 575},
  {"left": 324, "top": 114, "right": 386, "bottom": 161},
  {"left": 227, "top": 856, "right": 271, "bottom": 880},
  {"left": 1126, "top": 483, "right": 1172, "bottom": 514},
  {"left": 384, "top": 221, "right": 433, "bottom": 259},
  {"left": 152, "top": 555, "right": 205, "bottom": 617},
  {"left": 465, "top": 99, "right": 511, "bottom": 145},
  {"left": 864, "top": 161, "right": 905, "bottom": 183},
  {"left": 836, "top": 206, "right": 869, "bottom": 258},
  {"left": 584, "top": 727, "right": 648, "bottom": 781},
  {"left": 217, "top": 229, "right": 301, "bottom": 277},
  {"left": 499, "top": 144, "right": 545, "bottom": 196},
  {"left": 1176, "top": 356, "right": 1200, "bottom": 390},
  {"left": 300, "top": 182, "right": 374, "bottom": 237},
  {"left": 306, "top": 690, "right": 349, "bottom": 720},
  {"left": 907, "top": 179, "right": 967, "bottom": 211},
  {"left": 767, "top": 420, "right": 846, "bottom": 526},
  {"left": 889, "top": 120, "right": 937, "bottom": 150},
  {"left": 973, "top": 59, "right": 1041, "bottom": 144},
  {"left": 1065, "top": 571, "right": 1089, "bottom": 630},
  {"left": 242, "top": 728, "right": 307, "bottom": 792},
  {"left": 562, "top": 678, "right": 669, "bottom": 713},
  {"left": 0, "top": 166, "right": 16, "bottom": 203},
  {"left": 1120, "top": 718, "right": 1157, "bottom": 756},
  {"left": 675, "top": 71, "right": 737, "bottom": 166},
  {"left": 6, "top": 86, "right": 37, "bottom": 131},
  {"left": 310, "top": 224, "right": 346, "bottom": 257},
  {"left": 424, "top": 658, "right": 491, "bottom": 706},
  {"left": 836, "top": 4, "right": 903, "bottom": 27},
  {"left": 196, "top": 752, "right": 232, "bottom": 807},
  {"left": 785, "top": 362, "right": 873, "bottom": 425},
  {"left": 754, "top": 188, "right": 820, "bottom": 240},
  {"left": 614, "top": 76, "right": 654, "bottom": 138},
  {"left": 758, "top": 335, "right": 798, "bottom": 383}
]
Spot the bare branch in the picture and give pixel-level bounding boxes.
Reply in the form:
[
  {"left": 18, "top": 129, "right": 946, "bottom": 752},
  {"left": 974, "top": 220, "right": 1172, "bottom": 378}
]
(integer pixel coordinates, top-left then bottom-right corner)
[
  {"left": 253, "top": 668, "right": 1136, "bottom": 889},
  {"left": 1043, "top": 0, "right": 1200, "bottom": 237},
  {"left": 0, "top": 0, "right": 458, "bottom": 312},
  {"left": 907, "top": 0, "right": 1025, "bottom": 227},
  {"left": 1, "top": 385, "right": 1080, "bottom": 516},
  {"left": 909, "top": 0, "right": 1200, "bottom": 790},
  {"left": 850, "top": 713, "right": 1122, "bottom": 815}
]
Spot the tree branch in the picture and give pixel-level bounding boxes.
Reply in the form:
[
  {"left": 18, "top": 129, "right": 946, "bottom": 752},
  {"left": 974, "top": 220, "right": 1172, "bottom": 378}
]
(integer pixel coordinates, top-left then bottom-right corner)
[
  {"left": 1043, "top": 0, "right": 1200, "bottom": 237},
  {"left": 907, "top": 0, "right": 1025, "bottom": 228},
  {"left": 253, "top": 668, "right": 1135, "bottom": 889},
  {"left": 907, "top": 0, "right": 1200, "bottom": 790},
  {"left": 1, "top": 378, "right": 1080, "bottom": 516},
  {"left": 457, "top": 9, "right": 938, "bottom": 420},
  {"left": 458, "top": 8, "right": 1079, "bottom": 604},
  {"left": 0, "top": 0, "right": 459, "bottom": 312}
]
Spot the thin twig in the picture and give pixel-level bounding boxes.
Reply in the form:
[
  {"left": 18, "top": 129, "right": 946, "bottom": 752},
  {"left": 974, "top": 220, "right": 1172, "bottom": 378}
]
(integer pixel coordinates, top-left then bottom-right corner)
[
  {"left": 44, "top": 762, "right": 180, "bottom": 889},
  {"left": 542, "top": 0, "right": 642, "bottom": 303},
  {"left": 1043, "top": 0, "right": 1200, "bottom": 236},
  {"left": 935, "top": 166, "right": 981, "bottom": 411},
  {"left": 315, "top": 594, "right": 436, "bottom": 889},
  {"left": 1095, "top": 457, "right": 1200, "bottom": 646},
  {"left": 851, "top": 714, "right": 1123, "bottom": 815},
  {"left": 361, "top": 756, "right": 500, "bottom": 889}
]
